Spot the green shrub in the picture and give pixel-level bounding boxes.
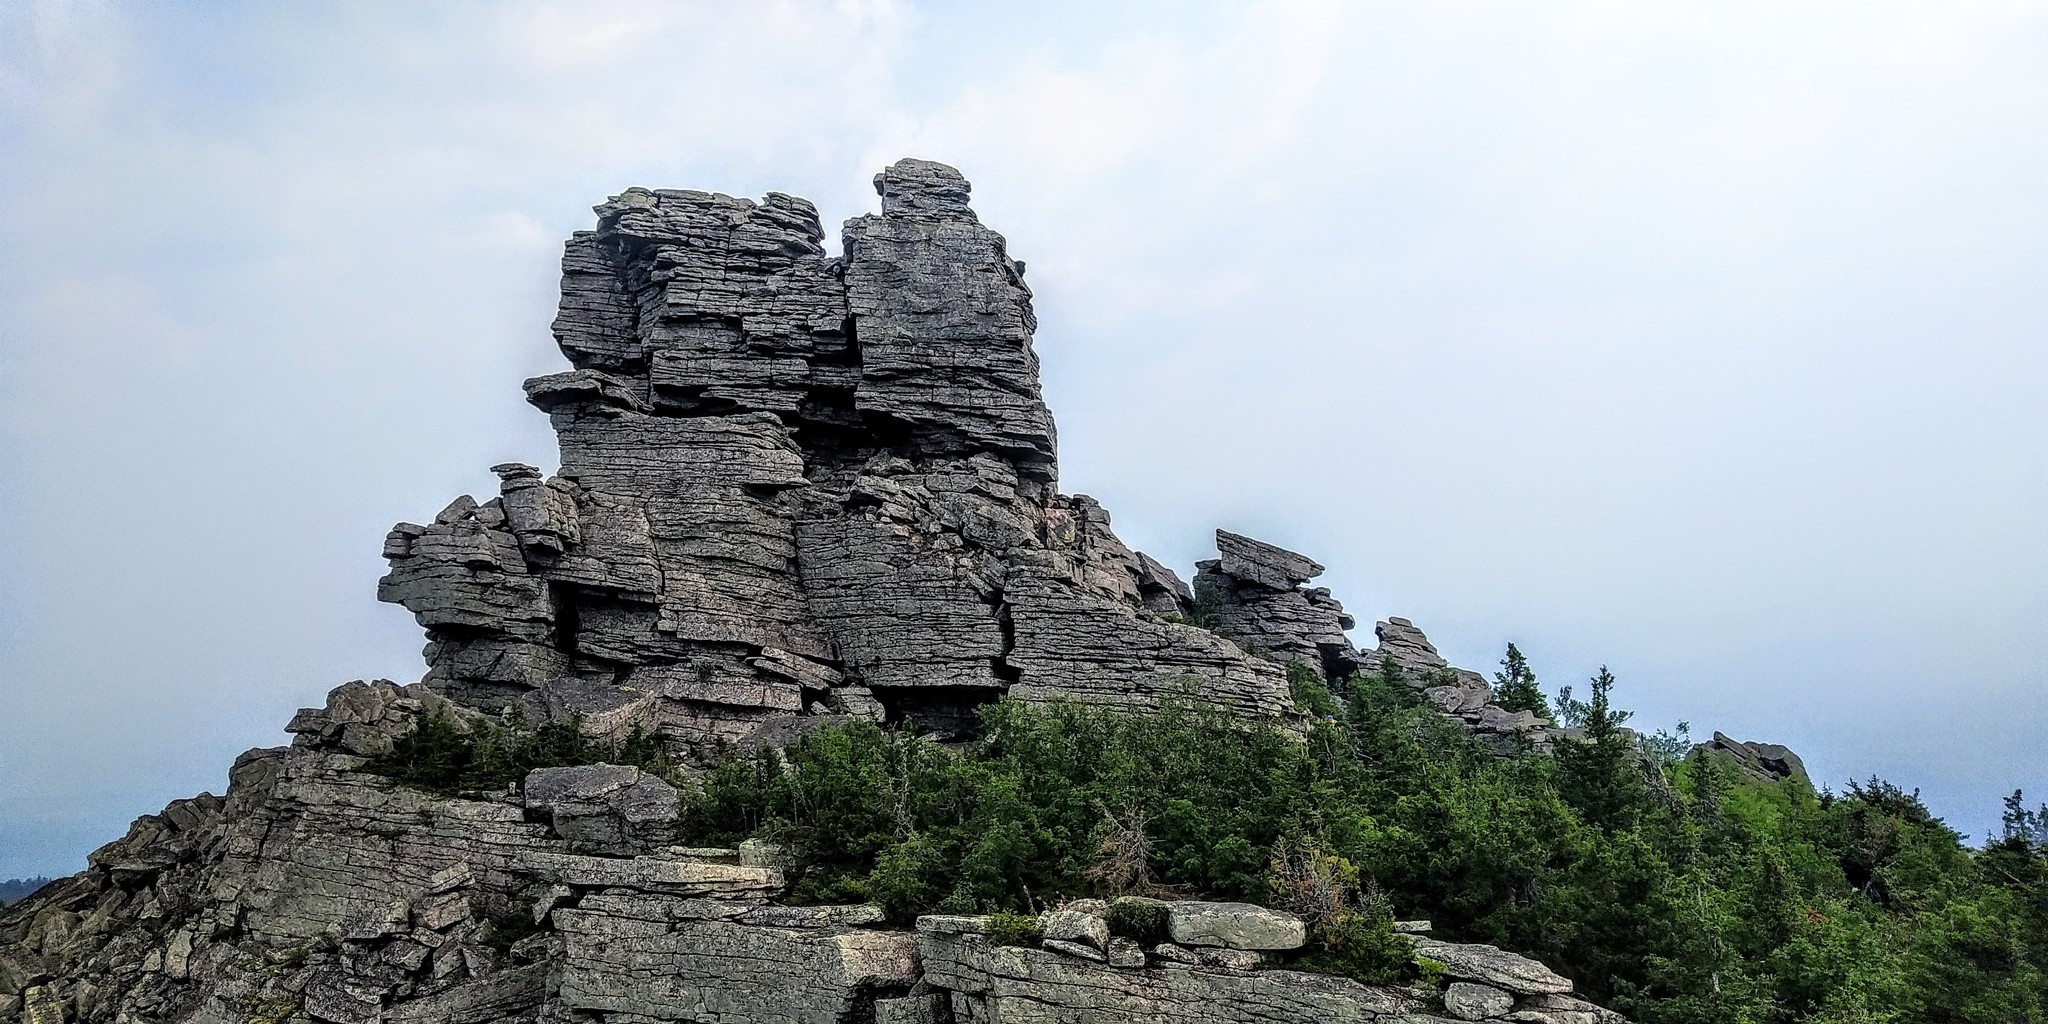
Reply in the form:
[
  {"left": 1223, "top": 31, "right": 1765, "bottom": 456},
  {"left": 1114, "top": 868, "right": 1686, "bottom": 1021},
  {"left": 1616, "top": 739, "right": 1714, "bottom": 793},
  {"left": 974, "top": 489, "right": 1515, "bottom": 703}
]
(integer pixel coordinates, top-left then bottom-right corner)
[
  {"left": 1414, "top": 955, "right": 1449, "bottom": 991},
  {"left": 1292, "top": 911, "right": 1416, "bottom": 987},
  {"left": 363, "top": 709, "right": 672, "bottom": 795},
  {"left": 1105, "top": 897, "right": 1171, "bottom": 944},
  {"left": 1288, "top": 661, "right": 1340, "bottom": 719},
  {"left": 984, "top": 912, "right": 1045, "bottom": 948},
  {"left": 667, "top": 671, "right": 2048, "bottom": 1024}
]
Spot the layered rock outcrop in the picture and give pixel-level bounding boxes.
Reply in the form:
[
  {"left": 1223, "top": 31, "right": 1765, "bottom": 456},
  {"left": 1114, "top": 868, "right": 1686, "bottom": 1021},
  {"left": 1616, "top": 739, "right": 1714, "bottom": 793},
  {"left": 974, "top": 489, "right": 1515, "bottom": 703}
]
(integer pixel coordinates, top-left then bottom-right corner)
[
  {"left": 379, "top": 159, "right": 1316, "bottom": 755},
  {"left": 376, "top": 158, "right": 1554, "bottom": 759},
  {"left": 1700, "top": 732, "right": 1810, "bottom": 785},
  {"left": 1, "top": 160, "right": 1641, "bottom": 1024}
]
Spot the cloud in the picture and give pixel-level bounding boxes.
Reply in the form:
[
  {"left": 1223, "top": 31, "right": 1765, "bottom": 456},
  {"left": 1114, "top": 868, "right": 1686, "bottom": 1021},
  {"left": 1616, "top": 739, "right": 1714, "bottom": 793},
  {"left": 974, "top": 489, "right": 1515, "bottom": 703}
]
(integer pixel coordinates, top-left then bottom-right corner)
[{"left": 2, "top": 1, "right": 2044, "bottom": 875}]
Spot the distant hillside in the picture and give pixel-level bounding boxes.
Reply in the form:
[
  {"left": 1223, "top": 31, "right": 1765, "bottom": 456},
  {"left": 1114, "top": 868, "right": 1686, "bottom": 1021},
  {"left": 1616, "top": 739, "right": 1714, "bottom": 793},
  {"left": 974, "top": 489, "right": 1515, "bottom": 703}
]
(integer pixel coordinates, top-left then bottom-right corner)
[{"left": 0, "top": 877, "right": 51, "bottom": 906}]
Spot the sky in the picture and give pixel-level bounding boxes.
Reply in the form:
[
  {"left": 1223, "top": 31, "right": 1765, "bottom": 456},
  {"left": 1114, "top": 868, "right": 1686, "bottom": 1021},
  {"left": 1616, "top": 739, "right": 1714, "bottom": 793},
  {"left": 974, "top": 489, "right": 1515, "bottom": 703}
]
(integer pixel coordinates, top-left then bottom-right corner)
[{"left": 1, "top": 0, "right": 2043, "bottom": 878}]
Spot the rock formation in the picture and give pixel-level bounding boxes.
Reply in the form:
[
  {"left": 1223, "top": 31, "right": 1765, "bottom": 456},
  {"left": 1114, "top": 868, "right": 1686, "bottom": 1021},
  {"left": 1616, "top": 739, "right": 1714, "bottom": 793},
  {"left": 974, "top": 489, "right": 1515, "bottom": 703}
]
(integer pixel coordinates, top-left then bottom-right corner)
[
  {"left": 375, "top": 157, "right": 1546, "bottom": 758},
  {"left": 379, "top": 159, "right": 1309, "bottom": 754},
  {"left": 1700, "top": 732, "right": 1810, "bottom": 785},
  {"left": 0, "top": 160, "right": 1637, "bottom": 1023}
]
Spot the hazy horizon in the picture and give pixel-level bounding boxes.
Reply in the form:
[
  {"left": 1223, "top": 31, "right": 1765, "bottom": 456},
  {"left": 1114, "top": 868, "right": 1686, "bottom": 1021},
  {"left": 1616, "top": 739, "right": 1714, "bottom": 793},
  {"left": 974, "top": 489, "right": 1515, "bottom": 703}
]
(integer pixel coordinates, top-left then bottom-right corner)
[{"left": 2, "top": 0, "right": 2043, "bottom": 877}]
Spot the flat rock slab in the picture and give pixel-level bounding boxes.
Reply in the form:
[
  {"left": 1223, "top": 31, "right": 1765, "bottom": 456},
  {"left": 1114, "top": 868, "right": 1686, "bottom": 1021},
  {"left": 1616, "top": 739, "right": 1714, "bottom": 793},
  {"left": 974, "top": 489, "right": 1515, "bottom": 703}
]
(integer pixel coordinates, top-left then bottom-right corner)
[
  {"left": 921, "top": 929, "right": 1432, "bottom": 1023},
  {"left": 556, "top": 908, "right": 918, "bottom": 1024},
  {"left": 1416, "top": 937, "right": 1573, "bottom": 995},
  {"left": 1166, "top": 901, "right": 1305, "bottom": 950},
  {"left": 520, "top": 851, "right": 783, "bottom": 897},
  {"left": 523, "top": 764, "right": 680, "bottom": 852}
]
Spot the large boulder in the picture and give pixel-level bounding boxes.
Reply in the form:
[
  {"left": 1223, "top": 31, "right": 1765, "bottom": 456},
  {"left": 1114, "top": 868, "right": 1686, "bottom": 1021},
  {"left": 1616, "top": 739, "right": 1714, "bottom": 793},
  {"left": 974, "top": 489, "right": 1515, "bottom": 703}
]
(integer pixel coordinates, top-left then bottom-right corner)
[
  {"left": 1194, "top": 531, "right": 1360, "bottom": 680},
  {"left": 555, "top": 894, "right": 918, "bottom": 1024},
  {"left": 1443, "top": 980, "right": 1515, "bottom": 1020},
  {"left": 919, "top": 920, "right": 1431, "bottom": 1022},
  {"left": 522, "top": 764, "right": 680, "bottom": 853},
  {"left": 1041, "top": 906, "right": 1110, "bottom": 951},
  {"left": 1702, "top": 732, "right": 1810, "bottom": 785},
  {"left": 1165, "top": 901, "right": 1306, "bottom": 951},
  {"left": 1415, "top": 937, "right": 1574, "bottom": 995}
]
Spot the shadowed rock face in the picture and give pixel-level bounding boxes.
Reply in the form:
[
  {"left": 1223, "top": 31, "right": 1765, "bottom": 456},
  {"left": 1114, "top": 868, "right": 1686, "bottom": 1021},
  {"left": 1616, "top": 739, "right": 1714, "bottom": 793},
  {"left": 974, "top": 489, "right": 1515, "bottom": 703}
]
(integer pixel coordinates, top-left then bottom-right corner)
[{"left": 379, "top": 159, "right": 1299, "bottom": 755}]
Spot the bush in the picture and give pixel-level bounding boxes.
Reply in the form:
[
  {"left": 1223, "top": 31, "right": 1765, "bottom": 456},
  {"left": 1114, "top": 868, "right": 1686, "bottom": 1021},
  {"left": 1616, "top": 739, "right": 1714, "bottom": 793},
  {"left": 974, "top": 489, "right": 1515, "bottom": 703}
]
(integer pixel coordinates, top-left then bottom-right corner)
[
  {"left": 984, "top": 912, "right": 1045, "bottom": 948},
  {"left": 1293, "top": 911, "right": 1415, "bottom": 987},
  {"left": 1105, "top": 897, "right": 1170, "bottom": 944},
  {"left": 671, "top": 674, "right": 2048, "bottom": 1024},
  {"left": 363, "top": 709, "right": 672, "bottom": 795}
]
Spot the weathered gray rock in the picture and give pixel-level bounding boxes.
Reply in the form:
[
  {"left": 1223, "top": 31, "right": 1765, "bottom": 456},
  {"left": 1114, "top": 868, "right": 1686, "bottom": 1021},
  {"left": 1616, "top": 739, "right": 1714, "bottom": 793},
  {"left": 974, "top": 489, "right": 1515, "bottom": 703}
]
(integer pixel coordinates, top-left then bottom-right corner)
[
  {"left": 1194, "top": 946, "right": 1270, "bottom": 971},
  {"left": 876, "top": 991, "right": 948, "bottom": 1023},
  {"left": 1042, "top": 938, "right": 1107, "bottom": 962},
  {"left": 286, "top": 678, "right": 469, "bottom": 757},
  {"left": 1365, "top": 616, "right": 1450, "bottom": 679},
  {"left": 519, "top": 850, "right": 783, "bottom": 897},
  {"left": 1444, "top": 980, "right": 1516, "bottom": 1019},
  {"left": 1105, "top": 936, "right": 1147, "bottom": 968},
  {"left": 1702, "top": 732, "right": 1810, "bottom": 785},
  {"left": 1215, "top": 529, "right": 1326, "bottom": 591},
  {"left": 1416, "top": 937, "right": 1575, "bottom": 995},
  {"left": 1505, "top": 992, "right": 1629, "bottom": 1023},
  {"left": 378, "top": 158, "right": 1309, "bottom": 754},
  {"left": 1195, "top": 531, "right": 1359, "bottom": 680},
  {"left": 522, "top": 763, "right": 680, "bottom": 853},
  {"left": 1165, "top": 901, "right": 1306, "bottom": 950},
  {"left": 739, "top": 903, "right": 887, "bottom": 928},
  {"left": 1042, "top": 906, "right": 1110, "bottom": 950},
  {"left": 555, "top": 893, "right": 919, "bottom": 1023},
  {"left": 738, "top": 837, "right": 791, "bottom": 868},
  {"left": 920, "top": 925, "right": 1440, "bottom": 1022}
]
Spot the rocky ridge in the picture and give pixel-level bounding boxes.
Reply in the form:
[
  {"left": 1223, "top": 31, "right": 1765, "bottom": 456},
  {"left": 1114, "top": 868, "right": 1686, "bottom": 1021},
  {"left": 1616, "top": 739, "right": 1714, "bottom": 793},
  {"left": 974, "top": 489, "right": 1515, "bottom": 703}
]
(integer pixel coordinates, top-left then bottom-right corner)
[
  {"left": 376, "top": 157, "right": 1548, "bottom": 755},
  {"left": 1, "top": 160, "right": 1638, "bottom": 1023},
  {"left": 1, "top": 681, "right": 1626, "bottom": 1024}
]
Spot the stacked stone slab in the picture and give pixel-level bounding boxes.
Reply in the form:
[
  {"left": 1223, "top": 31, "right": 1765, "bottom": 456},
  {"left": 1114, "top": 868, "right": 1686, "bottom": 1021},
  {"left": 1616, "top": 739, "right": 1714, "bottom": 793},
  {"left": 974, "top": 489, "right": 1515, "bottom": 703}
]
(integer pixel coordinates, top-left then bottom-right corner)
[
  {"left": 917, "top": 906, "right": 1627, "bottom": 1023},
  {"left": 380, "top": 159, "right": 1298, "bottom": 755},
  {"left": 373, "top": 159, "right": 1589, "bottom": 760},
  {"left": 1193, "top": 530, "right": 1361, "bottom": 680}
]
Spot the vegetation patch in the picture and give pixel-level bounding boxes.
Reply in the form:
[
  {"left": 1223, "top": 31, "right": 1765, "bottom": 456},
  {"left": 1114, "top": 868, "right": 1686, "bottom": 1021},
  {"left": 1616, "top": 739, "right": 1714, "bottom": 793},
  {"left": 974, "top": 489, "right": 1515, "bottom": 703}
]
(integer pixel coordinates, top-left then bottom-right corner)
[
  {"left": 363, "top": 709, "right": 674, "bottom": 795},
  {"left": 1104, "top": 898, "right": 1170, "bottom": 945},
  {"left": 675, "top": 654, "right": 2048, "bottom": 1024},
  {"left": 984, "top": 913, "right": 1046, "bottom": 948}
]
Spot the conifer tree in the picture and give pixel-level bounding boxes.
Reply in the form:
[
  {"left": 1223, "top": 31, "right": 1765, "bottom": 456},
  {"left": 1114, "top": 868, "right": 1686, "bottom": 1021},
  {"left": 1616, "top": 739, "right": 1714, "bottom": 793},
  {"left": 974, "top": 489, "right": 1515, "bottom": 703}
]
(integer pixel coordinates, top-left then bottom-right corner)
[{"left": 1491, "top": 642, "right": 1552, "bottom": 718}]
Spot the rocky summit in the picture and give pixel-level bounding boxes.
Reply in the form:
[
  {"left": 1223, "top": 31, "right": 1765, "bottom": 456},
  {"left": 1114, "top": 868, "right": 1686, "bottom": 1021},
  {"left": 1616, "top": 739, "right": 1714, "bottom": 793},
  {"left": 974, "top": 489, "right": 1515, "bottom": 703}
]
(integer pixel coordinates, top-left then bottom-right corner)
[
  {"left": 0, "top": 160, "right": 1627, "bottom": 1024},
  {"left": 374, "top": 156, "right": 1546, "bottom": 755}
]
